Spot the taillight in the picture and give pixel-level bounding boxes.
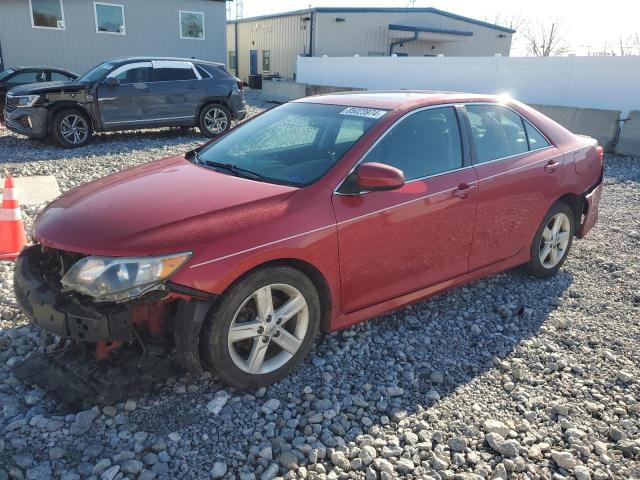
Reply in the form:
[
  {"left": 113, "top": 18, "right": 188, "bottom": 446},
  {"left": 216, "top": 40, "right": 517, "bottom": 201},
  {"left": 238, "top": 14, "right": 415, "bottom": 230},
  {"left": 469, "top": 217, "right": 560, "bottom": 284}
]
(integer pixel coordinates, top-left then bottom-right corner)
[{"left": 596, "top": 146, "right": 604, "bottom": 163}]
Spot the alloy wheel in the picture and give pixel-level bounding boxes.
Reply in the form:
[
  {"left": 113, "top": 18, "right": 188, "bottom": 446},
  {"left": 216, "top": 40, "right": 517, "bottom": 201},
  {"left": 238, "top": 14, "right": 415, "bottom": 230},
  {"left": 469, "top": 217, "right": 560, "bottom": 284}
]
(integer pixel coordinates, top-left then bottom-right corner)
[
  {"left": 539, "top": 212, "right": 571, "bottom": 269},
  {"left": 227, "top": 283, "right": 309, "bottom": 375},
  {"left": 60, "top": 114, "right": 89, "bottom": 145},
  {"left": 204, "top": 107, "right": 229, "bottom": 135}
]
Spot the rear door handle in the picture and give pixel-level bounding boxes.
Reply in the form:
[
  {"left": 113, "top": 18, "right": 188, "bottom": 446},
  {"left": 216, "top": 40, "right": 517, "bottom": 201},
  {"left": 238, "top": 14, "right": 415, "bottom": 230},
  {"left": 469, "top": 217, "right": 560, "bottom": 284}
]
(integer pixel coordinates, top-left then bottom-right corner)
[
  {"left": 452, "top": 183, "right": 477, "bottom": 199},
  {"left": 544, "top": 160, "right": 560, "bottom": 173},
  {"left": 188, "top": 85, "right": 201, "bottom": 90}
]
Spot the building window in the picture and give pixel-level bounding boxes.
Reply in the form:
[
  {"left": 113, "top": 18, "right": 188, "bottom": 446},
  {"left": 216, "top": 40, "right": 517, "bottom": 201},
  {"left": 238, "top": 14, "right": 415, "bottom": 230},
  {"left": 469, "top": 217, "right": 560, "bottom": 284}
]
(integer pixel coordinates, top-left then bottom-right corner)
[
  {"left": 179, "top": 10, "right": 205, "bottom": 40},
  {"left": 30, "top": 0, "right": 65, "bottom": 30},
  {"left": 94, "top": 2, "right": 125, "bottom": 35},
  {"left": 228, "top": 51, "right": 237, "bottom": 70},
  {"left": 262, "top": 50, "right": 271, "bottom": 73}
]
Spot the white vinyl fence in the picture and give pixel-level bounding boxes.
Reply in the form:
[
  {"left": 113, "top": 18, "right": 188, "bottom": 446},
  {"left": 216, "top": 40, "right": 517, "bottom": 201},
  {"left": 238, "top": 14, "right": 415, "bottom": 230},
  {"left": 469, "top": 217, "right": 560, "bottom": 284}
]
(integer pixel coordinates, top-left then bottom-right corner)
[{"left": 297, "top": 55, "right": 640, "bottom": 117}]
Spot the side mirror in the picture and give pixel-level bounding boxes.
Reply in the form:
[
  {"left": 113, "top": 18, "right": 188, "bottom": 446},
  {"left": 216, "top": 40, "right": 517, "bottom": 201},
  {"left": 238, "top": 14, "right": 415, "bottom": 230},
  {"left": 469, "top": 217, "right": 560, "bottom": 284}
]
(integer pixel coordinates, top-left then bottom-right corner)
[
  {"left": 355, "top": 162, "right": 405, "bottom": 192},
  {"left": 103, "top": 77, "right": 120, "bottom": 88}
]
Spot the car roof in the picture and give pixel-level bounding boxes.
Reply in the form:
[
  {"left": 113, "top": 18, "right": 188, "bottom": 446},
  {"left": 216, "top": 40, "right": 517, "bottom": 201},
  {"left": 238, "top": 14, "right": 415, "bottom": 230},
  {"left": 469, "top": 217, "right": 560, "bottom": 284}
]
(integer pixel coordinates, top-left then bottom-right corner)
[
  {"left": 294, "top": 90, "right": 506, "bottom": 110},
  {"left": 105, "top": 56, "right": 225, "bottom": 67},
  {"left": 12, "top": 66, "right": 75, "bottom": 73}
]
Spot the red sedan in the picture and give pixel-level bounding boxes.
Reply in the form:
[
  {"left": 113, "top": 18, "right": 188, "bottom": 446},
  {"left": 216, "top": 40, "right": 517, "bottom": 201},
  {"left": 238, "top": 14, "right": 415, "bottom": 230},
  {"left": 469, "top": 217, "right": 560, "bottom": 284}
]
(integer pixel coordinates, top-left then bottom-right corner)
[{"left": 16, "top": 92, "right": 603, "bottom": 388}]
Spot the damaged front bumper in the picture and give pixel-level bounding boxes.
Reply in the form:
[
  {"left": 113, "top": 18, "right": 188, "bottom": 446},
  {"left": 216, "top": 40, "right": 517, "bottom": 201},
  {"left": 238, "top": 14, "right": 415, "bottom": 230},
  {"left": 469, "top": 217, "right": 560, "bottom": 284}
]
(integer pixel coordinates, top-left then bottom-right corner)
[{"left": 14, "top": 245, "right": 216, "bottom": 375}]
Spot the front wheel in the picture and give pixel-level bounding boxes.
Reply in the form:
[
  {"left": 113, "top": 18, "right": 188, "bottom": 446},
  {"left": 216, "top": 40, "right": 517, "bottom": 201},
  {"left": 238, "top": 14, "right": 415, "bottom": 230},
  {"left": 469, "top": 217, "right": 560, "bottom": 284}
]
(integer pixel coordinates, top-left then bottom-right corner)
[
  {"left": 200, "top": 267, "right": 320, "bottom": 388},
  {"left": 525, "top": 202, "right": 575, "bottom": 277},
  {"left": 197, "top": 104, "right": 231, "bottom": 138},
  {"left": 51, "top": 109, "right": 93, "bottom": 148}
]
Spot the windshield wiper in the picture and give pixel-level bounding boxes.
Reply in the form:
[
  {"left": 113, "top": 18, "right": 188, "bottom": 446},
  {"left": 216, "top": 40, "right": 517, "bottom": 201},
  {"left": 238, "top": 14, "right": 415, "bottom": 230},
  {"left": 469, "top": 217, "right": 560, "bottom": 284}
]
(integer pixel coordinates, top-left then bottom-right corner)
[{"left": 188, "top": 150, "right": 265, "bottom": 182}]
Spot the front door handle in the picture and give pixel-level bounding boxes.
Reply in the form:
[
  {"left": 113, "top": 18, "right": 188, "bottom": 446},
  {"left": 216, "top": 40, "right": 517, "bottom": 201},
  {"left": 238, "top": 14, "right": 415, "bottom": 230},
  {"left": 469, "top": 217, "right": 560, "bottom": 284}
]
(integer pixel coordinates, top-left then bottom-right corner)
[
  {"left": 544, "top": 160, "right": 560, "bottom": 174},
  {"left": 452, "top": 183, "right": 477, "bottom": 199}
]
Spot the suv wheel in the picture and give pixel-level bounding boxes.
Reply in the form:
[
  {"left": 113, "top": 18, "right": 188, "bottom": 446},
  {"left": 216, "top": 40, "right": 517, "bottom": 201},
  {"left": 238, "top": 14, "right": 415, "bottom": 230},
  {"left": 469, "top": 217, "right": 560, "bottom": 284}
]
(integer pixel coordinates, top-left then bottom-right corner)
[
  {"left": 51, "top": 109, "right": 93, "bottom": 148},
  {"left": 200, "top": 267, "right": 320, "bottom": 388},
  {"left": 198, "top": 104, "right": 231, "bottom": 137}
]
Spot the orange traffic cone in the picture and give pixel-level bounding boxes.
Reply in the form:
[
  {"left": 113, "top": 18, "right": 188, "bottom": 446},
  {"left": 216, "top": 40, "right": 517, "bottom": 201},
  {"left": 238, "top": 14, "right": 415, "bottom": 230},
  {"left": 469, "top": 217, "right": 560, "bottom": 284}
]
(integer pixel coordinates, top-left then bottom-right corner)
[{"left": 0, "top": 176, "right": 27, "bottom": 260}]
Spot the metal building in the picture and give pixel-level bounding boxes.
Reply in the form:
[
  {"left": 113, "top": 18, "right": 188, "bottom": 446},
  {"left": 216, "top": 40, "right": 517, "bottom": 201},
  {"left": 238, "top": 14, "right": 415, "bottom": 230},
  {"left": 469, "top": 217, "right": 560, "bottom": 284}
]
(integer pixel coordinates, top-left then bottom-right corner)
[
  {"left": 0, "top": 0, "right": 228, "bottom": 74},
  {"left": 226, "top": 7, "right": 516, "bottom": 82}
]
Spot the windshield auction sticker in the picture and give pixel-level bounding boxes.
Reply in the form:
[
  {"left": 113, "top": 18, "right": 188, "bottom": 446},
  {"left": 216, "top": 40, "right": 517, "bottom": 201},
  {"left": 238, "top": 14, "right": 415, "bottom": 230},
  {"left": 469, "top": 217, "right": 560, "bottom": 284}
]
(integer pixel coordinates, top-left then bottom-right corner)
[{"left": 339, "top": 107, "right": 387, "bottom": 119}]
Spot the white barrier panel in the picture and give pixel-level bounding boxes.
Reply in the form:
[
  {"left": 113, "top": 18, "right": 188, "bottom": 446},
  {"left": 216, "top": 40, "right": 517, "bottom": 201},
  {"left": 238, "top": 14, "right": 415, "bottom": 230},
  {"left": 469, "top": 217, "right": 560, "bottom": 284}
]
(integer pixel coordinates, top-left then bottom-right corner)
[{"left": 297, "top": 55, "right": 640, "bottom": 117}]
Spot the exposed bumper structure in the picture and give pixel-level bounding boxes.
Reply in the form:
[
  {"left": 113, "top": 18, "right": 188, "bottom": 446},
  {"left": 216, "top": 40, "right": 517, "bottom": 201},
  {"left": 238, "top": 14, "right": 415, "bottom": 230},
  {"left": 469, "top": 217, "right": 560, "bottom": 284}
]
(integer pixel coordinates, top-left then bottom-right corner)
[
  {"left": 14, "top": 245, "right": 216, "bottom": 376},
  {"left": 15, "top": 246, "right": 138, "bottom": 343},
  {"left": 3, "top": 106, "right": 48, "bottom": 139}
]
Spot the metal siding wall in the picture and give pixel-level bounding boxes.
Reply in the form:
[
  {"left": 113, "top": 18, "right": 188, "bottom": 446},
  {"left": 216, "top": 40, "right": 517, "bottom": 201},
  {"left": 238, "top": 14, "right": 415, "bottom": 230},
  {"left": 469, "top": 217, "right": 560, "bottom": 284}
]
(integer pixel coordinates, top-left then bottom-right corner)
[
  {"left": 0, "top": 0, "right": 226, "bottom": 73},
  {"left": 231, "top": 13, "right": 309, "bottom": 82},
  {"left": 314, "top": 12, "right": 511, "bottom": 58}
]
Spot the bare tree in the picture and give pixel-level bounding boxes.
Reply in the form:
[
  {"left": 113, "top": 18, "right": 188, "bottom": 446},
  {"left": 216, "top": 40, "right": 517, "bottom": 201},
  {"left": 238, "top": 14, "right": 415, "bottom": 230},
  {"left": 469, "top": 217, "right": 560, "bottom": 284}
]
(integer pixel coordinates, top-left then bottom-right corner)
[
  {"left": 485, "top": 13, "right": 528, "bottom": 32},
  {"left": 522, "top": 20, "right": 570, "bottom": 56},
  {"left": 589, "top": 34, "right": 640, "bottom": 56}
]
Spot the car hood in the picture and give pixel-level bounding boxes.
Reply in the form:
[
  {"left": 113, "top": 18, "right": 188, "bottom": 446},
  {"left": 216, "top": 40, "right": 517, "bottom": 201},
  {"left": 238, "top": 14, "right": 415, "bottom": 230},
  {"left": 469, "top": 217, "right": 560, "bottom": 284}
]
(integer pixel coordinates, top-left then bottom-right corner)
[
  {"left": 34, "top": 156, "right": 299, "bottom": 256},
  {"left": 9, "top": 80, "right": 88, "bottom": 96}
]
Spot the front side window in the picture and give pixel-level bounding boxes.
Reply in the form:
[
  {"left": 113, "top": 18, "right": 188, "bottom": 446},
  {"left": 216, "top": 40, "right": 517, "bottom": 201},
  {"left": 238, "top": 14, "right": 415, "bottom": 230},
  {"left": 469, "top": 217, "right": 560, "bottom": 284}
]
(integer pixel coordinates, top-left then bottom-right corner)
[
  {"left": 30, "top": 0, "right": 65, "bottom": 29},
  {"left": 362, "top": 107, "right": 463, "bottom": 181},
  {"left": 49, "top": 71, "right": 74, "bottom": 81},
  {"left": 196, "top": 103, "right": 385, "bottom": 186},
  {"left": 180, "top": 11, "right": 204, "bottom": 40},
  {"left": 94, "top": 2, "right": 125, "bottom": 35},
  {"left": 114, "top": 66, "right": 152, "bottom": 84},
  {"left": 466, "top": 104, "right": 529, "bottom": 163},
  {"left": 262, "top": 51, "right": 271, "bottom": 72}
]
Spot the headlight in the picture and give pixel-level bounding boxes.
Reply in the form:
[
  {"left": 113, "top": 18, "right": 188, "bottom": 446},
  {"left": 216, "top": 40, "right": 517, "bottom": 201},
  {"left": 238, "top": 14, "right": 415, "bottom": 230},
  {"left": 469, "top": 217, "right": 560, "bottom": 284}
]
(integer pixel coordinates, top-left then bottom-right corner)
[
  {"left": 13, "top": 95, "right": 40, "bottom": 108},
  {"left": 61, "top": 252, "right": 192, "bottom": 302}
]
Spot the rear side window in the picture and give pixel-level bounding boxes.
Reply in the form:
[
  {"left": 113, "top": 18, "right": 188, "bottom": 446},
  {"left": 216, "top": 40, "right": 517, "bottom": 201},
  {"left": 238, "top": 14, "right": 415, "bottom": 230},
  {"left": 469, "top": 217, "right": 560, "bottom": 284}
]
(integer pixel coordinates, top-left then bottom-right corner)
[
  {"left": 466, "top": 104, "right": 532, "bottom": 163},
  {"left": 5, "top": 70, "right": 44, "bottom": 86},
  {"left": 147, "top": 68, "right": 191, "bottom": 82},
  {"left": 524, "top": 121, "right": 551, "bottom": 150},
  {"left": 363, "top": 106, "right": 463, "bottom": 181}
]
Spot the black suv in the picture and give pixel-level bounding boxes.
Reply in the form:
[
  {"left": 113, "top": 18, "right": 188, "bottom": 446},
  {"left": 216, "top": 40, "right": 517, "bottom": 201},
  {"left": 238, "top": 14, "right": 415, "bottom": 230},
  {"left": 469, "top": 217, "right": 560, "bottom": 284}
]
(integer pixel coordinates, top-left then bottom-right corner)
[
  {"left": 0, "top": 67, "right": 77, "bottom": 119},
  {"left": 3, "top": 57, "right": 246, "bottom": 148}
]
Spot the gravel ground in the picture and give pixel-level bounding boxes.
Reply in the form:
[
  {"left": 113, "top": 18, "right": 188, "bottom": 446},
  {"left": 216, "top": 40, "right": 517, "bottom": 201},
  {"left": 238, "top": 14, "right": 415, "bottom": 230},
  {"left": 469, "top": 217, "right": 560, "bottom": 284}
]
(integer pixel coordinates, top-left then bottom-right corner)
[{"left": 0, "top": 104, "right": 638, "bottom": 480}]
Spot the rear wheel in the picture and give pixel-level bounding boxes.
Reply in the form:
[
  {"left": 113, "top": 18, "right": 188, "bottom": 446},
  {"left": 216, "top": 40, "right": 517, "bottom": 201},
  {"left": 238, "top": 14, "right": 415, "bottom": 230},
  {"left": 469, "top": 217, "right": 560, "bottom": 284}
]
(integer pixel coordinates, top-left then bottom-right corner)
[
  {"left": 198, "top": 104, "right": 231, "bottom": 138},
  {"left": 200, "top": 267, "right": 320, "bottom": 388},
  {"left": 51, "top": 109, "right": 93, "bottom": 148},
  {"left": 525, "top": 202, "right": 575, "bottom": 277}
]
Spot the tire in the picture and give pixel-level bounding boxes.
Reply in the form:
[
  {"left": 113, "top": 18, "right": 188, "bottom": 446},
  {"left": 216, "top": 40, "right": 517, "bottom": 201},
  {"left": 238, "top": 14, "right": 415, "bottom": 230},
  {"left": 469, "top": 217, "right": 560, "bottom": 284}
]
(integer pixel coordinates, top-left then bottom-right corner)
[
  {"left": 200, "top": 266, "right": 321, "bottom": 389},
  {"left": 197, "top": 103, "right": 231, "bottom": 138},
  {"left": 51, "top": 108, "right": 93, "bottom": 148},
  {"left": 525, "top": 201, "right": 575, "bottom": 278}
]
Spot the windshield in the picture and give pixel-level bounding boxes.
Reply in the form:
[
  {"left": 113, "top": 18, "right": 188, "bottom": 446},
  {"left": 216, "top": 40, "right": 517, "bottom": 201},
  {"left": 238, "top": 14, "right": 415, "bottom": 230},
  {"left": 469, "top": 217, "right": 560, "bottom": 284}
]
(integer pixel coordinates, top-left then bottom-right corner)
[
  {"left": 0, "top": 69, "right": 15, "bottom": 82},
  {"left": 76, "top": 61, "right": 116, "bottom": 83},
  {"left": 196, "top": 102, "right": 386, "bottom": 186}
]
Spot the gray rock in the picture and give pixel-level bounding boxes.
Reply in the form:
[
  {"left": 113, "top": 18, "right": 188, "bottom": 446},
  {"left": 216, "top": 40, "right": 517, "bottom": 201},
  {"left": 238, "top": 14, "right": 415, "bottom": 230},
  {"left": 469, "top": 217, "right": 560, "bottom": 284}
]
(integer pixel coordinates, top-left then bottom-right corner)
[
  {"left": 261, "top": 398, "right": 281, "bottom": 413},
  {"left": 100, "top": 465, "right": 120, "bottom": 480},
  {"left": 70, "top": 409, "right": 98, "bottom": 436},
  {"left": 211, "top": 462, "right": 227, "bottom": 479},
  {"left": 331, "top": 451, "right": 350, "bottom": 470},
  {"left": 551, "top": 450, "right": 577, "bottom": 470},
  {"left": 260, "top": 463, "right": 279, "bottom": 480},
  {"left": 120, "top": 460, "right": 143, "bottom": 475}
]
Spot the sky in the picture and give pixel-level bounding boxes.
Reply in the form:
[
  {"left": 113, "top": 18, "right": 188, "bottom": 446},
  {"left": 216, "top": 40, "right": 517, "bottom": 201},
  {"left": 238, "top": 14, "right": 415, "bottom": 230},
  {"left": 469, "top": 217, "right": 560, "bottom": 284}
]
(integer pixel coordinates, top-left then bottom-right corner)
[{"left": 230, "top": 0, "right": 640, "bottom": 56}]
